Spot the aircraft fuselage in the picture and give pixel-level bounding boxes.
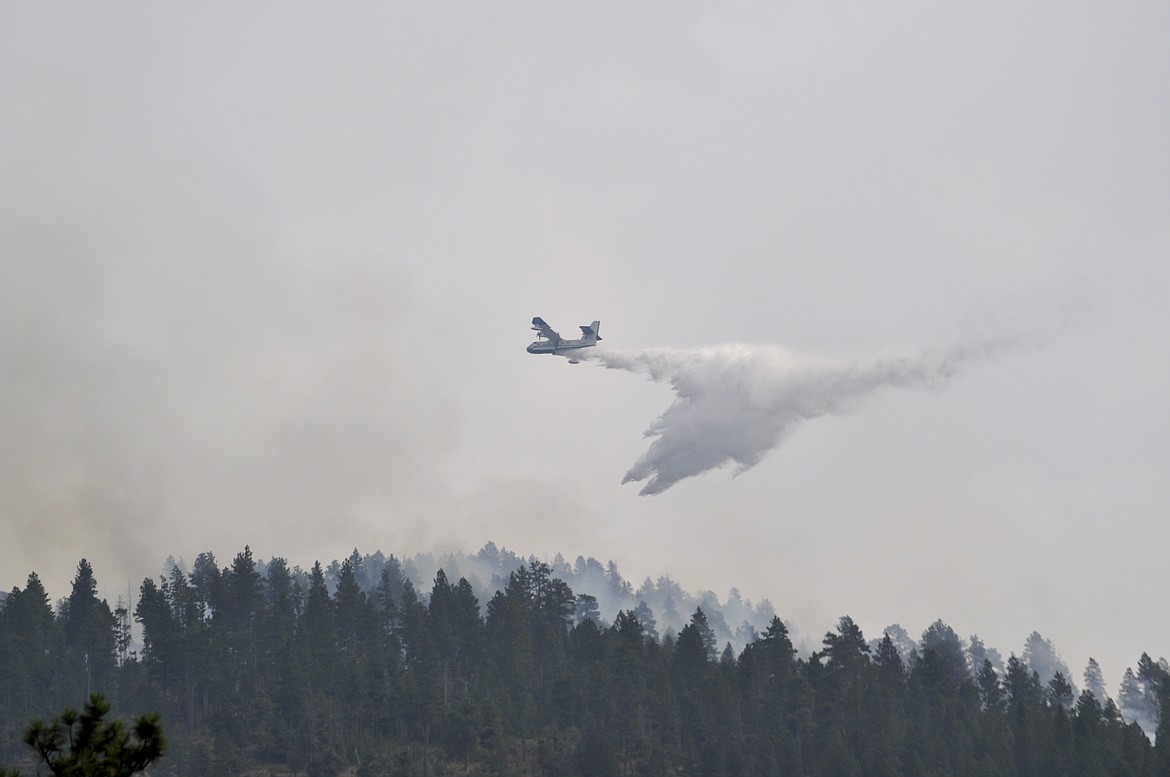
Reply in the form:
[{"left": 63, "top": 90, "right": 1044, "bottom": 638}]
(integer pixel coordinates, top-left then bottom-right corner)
[{"left": 526, "top": 340, "right": 594, "bottom": 355}]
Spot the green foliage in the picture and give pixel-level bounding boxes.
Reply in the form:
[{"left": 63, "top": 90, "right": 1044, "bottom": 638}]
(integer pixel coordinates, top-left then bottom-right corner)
[
  {"left": 1, "top": 550, "right": 1163, "bottom": 777},
  {"left": 4, "top": 694, "right": 163, "bottom": 776},
  {"left": 574, "top": 725, "right": 620, "bottom": 777}
]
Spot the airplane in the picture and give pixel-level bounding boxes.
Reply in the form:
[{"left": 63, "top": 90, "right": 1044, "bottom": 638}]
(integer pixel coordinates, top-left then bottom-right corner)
[{"left": 526, "top": 317, "right": 601, "bottom": 363}]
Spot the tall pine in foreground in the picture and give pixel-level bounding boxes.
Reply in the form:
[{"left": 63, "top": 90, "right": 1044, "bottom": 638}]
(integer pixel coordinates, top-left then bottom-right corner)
[{"left": 1, "top": 694, "right": 164, "bottom": 777}]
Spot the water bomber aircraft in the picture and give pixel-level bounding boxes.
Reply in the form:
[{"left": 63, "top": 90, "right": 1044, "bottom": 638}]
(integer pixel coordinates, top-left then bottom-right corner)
[{"left": 527, "top": 317, "right": 601, "bottom": 363}]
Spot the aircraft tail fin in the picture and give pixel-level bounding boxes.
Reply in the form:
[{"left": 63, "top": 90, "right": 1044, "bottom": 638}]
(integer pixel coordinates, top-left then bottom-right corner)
[{"left": 580, "top": 321, "right": 602, "bottom": 342}]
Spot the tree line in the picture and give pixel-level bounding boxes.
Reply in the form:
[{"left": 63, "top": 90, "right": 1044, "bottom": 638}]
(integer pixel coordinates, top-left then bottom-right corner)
[{"left": 2, "top": 549, "right": 1168, "bottom": 776}]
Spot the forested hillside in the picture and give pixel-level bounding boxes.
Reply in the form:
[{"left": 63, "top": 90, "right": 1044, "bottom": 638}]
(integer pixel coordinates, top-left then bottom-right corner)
[
  {"left": 275, "top": 543, "right": 781, "bottom": 653},
  {"left": 2, "top": 548, "right": 1167, "bottom": 776}
]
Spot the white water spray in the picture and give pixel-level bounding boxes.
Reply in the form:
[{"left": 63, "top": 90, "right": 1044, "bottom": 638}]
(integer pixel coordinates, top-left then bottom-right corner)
[{"left": 580, "top": 337, "right": 1022, "bottom": 495}]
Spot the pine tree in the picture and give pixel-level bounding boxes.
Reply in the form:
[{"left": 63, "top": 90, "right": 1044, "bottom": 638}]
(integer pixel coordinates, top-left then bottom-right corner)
[
  {"left": 1022, "top": 631, "right": 1075, "bottom": 695},
  {"left": 11, "top": 694, "right": 164, "bottom": 777},
  {"left": 863, "top": 634, "right": 906, "bottom": 777},
  {"left": 58, "top": 560, "right": 117, "bottom": 701},
  {"left": 1047, "top": 671, "right": 1075, "bottom": 709},
  {"left": 0, "top": 573, "right": 57, "bottom": 748},
  {"left": 1083, "top": 657, "right": 1108, "bottom": 705},
  {"left": 689, "top": 608, "right": 718, "bottom": 663},
  {"left": 189, "top": 552, "right": 222, "bottom": 620},
  {"left": 873, "top": 633, "right": 904, "bottom": 678},
  {"left": 632, "top": 600, "right": 659, "bottom": 642},
  {"left": 919, "top": 620, "right": 968, "bottom": 686},
  {"left": 575, "top": 594, "right": 602, "bottom": 627},
  {"left": 977, "top": 659, "right": 1004, "bottom": 712}
]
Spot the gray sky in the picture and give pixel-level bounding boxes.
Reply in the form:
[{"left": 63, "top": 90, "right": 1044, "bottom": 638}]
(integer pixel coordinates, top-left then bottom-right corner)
[{"left": 3, "top": 2, "right": 1168, "bottom": 692}]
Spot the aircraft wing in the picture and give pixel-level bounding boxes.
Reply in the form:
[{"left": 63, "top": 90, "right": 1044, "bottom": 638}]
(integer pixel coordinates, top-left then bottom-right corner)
[{"left": 531, "top": 317, "right": 561, "bottom": 343}]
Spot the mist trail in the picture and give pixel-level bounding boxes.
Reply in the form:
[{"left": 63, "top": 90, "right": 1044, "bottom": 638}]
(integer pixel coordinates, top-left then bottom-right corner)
[{"left": 578, "top": 336, "right": 1025, "bottom": 495}]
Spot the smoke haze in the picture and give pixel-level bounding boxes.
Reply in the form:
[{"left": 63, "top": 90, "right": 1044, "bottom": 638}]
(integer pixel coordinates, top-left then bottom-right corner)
[
  {"left": 3, "top": 1, "right": 1168, "bottom": 706},
  {"left": 585, "top": 338, "right": 1020, "bottom": 494},
  {"left": 0, "top": 250, "right": 463, "bottom": 582}
]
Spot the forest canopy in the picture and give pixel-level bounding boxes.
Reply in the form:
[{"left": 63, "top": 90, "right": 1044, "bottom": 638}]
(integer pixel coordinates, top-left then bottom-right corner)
[{"left": 1, "top": 545, "right": 1167, "bottom": 776}]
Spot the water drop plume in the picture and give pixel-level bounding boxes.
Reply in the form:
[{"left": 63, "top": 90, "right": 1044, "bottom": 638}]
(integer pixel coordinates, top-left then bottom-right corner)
[{"left": 579, "top": 338, "right": 1019, "bottom": 495}]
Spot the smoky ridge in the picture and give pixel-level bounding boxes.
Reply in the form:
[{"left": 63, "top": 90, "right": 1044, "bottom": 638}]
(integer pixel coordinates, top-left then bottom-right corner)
[{"left": 107, "top": 539, "right": 1162, "bottom": 734}]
